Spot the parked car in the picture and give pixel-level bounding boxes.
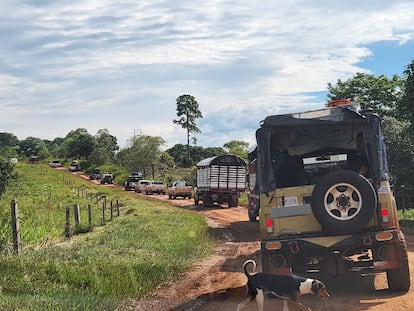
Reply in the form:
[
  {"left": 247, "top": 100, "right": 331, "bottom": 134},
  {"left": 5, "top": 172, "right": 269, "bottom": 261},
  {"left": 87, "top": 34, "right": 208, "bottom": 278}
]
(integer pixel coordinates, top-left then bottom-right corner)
[
  {"left": 134, "top": 180, "right": 151, "bottom": 193},
  {"left": 143, "top": 181, "right": 167, "bottom": 195},
  {"left": 168, "top": 180, "right": 192, "bottom": 199},
  {"left": 100, "top": 173, "right": 114, "bottom": 184},
  {"left": 89, "top": 168, "right": 102, "bottom": 180},
  {"left": 48, "top": 160, "right": 63, "bottom": 168}
]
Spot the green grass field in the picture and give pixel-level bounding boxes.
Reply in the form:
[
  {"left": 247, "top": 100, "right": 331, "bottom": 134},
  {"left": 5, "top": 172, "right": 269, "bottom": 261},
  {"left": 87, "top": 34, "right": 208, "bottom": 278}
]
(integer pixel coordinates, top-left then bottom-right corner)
[{"left": 0, "top": 163, "right": 215, "bottom": 310}]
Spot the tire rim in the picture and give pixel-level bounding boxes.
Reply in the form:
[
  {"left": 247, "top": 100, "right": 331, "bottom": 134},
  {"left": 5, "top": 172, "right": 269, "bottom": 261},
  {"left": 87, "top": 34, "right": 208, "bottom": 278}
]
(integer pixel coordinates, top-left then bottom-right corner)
[{"left": 323, "top": 182, "right": 362, "bottom": 221}]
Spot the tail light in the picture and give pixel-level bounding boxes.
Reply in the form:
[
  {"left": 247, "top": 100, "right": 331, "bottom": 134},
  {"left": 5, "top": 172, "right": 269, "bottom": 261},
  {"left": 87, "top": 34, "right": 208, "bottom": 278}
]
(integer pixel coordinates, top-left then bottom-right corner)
[
  {"left": 380, "top": 203, "right": 389, "bottom": 223},
  {"left": 375, "top": 231, "right": 393, "bottom": 242},
  {"left": 265, "top": 214, "right": 274, "bottom": 233}
]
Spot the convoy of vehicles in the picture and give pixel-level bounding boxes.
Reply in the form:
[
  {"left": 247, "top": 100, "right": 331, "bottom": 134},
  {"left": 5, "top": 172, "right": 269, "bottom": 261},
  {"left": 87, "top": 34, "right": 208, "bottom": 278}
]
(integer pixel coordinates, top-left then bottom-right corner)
[
  {"left": 194, "top": 155, "right": 247, "bottom": 208},
  {"left": 168, "top": 180, "right": 193, "bottom": 199},
  {"left": 255, "top": 99, "right": 410, "bottom": 292}
]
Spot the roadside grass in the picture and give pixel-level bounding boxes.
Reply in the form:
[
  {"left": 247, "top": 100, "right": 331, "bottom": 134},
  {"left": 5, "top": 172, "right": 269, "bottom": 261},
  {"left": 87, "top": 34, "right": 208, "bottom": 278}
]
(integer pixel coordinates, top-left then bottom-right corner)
[
  {"left": 399, "top": 208, "right": 414, "bottom": 228},
  {"left": 0, "top": 163, "right": 215, "bottom": 310}
]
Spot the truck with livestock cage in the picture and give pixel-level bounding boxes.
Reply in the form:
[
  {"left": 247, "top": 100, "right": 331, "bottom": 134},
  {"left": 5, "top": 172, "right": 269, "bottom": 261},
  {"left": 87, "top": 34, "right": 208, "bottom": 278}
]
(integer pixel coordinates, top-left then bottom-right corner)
[
  {"left": 255, "top": 99, "right": 410, "bottom": 292},
  {"left": 194, "top": 155, "right": 247, "bottom": 208}
]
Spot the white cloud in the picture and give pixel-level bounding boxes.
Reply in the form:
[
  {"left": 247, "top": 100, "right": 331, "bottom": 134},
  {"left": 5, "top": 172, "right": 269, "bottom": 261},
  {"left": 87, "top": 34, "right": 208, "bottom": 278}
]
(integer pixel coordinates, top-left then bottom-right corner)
[{"left": 1, "top": 0, "right": 414, "bottom": 149}]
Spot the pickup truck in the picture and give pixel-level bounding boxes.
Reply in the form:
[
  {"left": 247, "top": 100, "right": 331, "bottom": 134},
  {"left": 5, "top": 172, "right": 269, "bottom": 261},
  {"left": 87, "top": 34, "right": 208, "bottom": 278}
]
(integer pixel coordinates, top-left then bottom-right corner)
[
  {"left": 89, "top": 168, "right": 102, "bottom": 180},
  {"left": 168, "top": 180, "right": 192, "bottom": 199},
  {"left": 124, "top": 173, "right": 142, "bottom": 191},
  {"left": 142, "top": 181, "right": 167, "bottom": 195},
  {"left": 49, "top": 160, "right": 63, "bottom": 168}
]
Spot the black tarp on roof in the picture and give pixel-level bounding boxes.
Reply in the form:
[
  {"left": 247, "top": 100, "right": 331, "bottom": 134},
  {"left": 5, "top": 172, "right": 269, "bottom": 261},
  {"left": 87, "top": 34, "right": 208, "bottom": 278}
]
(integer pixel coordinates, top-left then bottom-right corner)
[{"left": 255, "top": 106, "right": 389, "bottom": 194}]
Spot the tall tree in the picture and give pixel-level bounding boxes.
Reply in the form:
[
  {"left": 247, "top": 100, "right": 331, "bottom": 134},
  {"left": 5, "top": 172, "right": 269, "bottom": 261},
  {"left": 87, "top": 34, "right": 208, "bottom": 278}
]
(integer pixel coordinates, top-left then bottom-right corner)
[
  {"left": 0, "top": 133, "right": 19, "bottom": 148},
  {"left": 327, "top": 72, "right": 403, "bottom": 117},
  {"left": 88, "top": 129, "right": 119, "bottom": 165},
  {"left": 397, "top": 60, "right": 414, "bottom": 129},
  {"left": 63, "top": 128, "right": 96, "bottom": 159},
  {"left": 19, "top": 136, "right": 49, "bottom": 159},
  {"left": 173, "top": 94, "right": 203, "bottom": 167},
  {"left": 118, "top": 134, "right": 165, "bottom": 178}
]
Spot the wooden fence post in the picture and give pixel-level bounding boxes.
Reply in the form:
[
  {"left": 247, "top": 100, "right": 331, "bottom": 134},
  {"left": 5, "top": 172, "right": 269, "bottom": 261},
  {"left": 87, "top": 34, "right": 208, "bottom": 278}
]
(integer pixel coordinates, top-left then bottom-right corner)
[
  {"left": 65, "top": 207, "right": 72, "bottom": 238},
  {"left": 10, "top": 199, "right": 21, "bottom": 254},
  {"left": 116, "top": 200, "right": 120, "bottom": 217},
  {"left": 73, "top": 204, "right": 80, "bottom": 228},
  {"left": 110, "top": 201, "right": 113, "bottom": 220},
  {"left": 88, "top": 204, "right": 92, "bottom": 227},
  {"left": 102, "top": 199, "right": 106, "bottom": 225}
]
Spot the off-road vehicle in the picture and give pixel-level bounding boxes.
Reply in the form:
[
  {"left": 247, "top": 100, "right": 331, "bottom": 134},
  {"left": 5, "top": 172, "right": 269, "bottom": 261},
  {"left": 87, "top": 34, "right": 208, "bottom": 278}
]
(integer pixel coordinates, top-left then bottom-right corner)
[
  {"left": 256, "top": 99, "right": 410, "bottom": 292},
  {"left": 124, "top": 172, "right": 142, "bottom": 191},
  {"left": 100, "top": 173, "right": 114, "bottom": 184}
]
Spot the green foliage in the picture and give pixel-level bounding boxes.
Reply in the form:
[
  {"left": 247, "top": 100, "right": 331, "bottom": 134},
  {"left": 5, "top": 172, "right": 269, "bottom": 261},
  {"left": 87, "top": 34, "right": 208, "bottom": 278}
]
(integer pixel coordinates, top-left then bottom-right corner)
[
  {"left": 116, "top": 134, "right": 165, "bottom": 178},
  {"left": 0, "top": 156, "right": 15, "bottom": 199},
  {"left": 19, "top": 137, "right": 49, "bottom": 159},
  {"left": 382, "top": 116, "right": 414, "bottom": 191},
  {"left": 327, "top": 72, "right": 403, "bottom": 117},
  {"left": 166, "top": 144, "right": 226, "bottom": 167},
  {"left": 0, "top": 163, "right": 214, "bottom": 310},
  {"left": 398, "top": 60, "right": 414, "bottom": 129},
  {"left": 63, "top": 128, "right": 96, "bottom": 159},
  {"left": 223, "top": 140, "right": 249, "bottom": 160}
]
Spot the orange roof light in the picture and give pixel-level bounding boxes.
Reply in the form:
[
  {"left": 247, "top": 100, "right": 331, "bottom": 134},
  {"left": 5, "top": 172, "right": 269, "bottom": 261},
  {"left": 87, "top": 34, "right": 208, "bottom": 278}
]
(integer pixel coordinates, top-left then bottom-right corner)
[{"left": 327, "top": 99, "right": 353, "bottom": 107}]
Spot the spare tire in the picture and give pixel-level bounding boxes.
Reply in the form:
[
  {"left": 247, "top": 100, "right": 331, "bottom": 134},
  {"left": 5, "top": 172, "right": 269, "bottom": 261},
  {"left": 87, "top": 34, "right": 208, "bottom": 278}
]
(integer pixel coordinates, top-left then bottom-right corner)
[{"left": 311, "top": 170, "right": 377, "bottom": 235}]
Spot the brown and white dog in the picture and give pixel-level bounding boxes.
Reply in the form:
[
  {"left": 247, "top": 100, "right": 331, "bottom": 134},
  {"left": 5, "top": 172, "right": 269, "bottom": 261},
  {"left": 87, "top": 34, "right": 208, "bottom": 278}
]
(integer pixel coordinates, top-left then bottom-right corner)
[{"left": 237, "top": 260, "right": 329, "bottom": 311}]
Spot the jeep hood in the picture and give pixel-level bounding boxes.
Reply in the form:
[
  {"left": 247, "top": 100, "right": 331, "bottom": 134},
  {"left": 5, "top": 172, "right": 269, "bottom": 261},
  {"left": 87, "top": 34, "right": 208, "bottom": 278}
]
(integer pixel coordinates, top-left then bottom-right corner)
[{"left": 256, "top": 106, "right": 389, "bottom": 194}]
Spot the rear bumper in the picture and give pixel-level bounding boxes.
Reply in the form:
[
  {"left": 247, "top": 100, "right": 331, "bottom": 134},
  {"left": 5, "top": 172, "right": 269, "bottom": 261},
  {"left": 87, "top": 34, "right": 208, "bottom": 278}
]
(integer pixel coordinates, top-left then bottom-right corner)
[{"left": 261, "top": 229, "right": 402, "bottom": 272}]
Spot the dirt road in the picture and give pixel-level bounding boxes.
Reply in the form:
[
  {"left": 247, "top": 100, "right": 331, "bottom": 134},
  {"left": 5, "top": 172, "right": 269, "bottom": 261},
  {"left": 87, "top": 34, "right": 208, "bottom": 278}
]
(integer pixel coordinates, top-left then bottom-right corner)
[{"left": 116, "top": 195, "right": 414, "bottom": 311}]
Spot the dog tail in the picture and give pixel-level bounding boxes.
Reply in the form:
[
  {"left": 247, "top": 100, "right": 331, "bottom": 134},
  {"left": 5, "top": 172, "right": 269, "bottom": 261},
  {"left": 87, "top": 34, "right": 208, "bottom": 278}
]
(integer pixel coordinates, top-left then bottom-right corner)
[{"left": 242, "top": 260, "right": 257, "bottom": 277}]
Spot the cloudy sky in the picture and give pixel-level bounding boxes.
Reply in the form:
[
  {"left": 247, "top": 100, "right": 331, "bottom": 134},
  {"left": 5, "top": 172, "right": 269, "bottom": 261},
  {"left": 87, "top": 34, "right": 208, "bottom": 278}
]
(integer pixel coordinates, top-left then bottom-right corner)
[{"left": 1, "top": 1, "right": 413, "bottom": 150}]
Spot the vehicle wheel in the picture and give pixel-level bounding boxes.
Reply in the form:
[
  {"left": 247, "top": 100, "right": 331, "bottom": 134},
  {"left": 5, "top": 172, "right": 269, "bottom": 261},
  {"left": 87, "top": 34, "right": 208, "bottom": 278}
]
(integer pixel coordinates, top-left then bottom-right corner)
[
  {"left": 188, "top": 194, "right": 192, "bottom": 199},
  {"left": 311, "top": 170, "right": 376, "bottom": 234},
  {"left": 169, "top": 194, "right": 173, "bottom": 199},
  {"left": 387, "top": 232, "right": 410, "bottom": 292},
  {"left": 203, "top": 195, "right": 213, "bottom": 207}
]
